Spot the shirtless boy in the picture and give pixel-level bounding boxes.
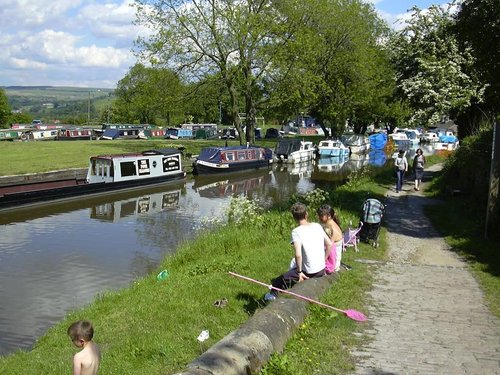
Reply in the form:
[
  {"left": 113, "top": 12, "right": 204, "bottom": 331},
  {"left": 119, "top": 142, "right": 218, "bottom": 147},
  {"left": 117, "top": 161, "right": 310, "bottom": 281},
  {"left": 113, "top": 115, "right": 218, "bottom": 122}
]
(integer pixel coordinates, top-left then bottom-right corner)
[{"left": 67, "top": 320, "right": 100, "bottom": 375}]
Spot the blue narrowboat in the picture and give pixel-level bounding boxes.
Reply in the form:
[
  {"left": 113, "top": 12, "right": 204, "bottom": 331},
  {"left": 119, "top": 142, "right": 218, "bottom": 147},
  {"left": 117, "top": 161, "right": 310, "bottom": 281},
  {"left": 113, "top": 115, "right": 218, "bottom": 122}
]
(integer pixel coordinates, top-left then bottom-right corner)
[
  {"left": 192, "top": 145, "right": 273, "bottom": 175},
  {"left": 165, "top": 128, "right": 193, "bottom": 139}
]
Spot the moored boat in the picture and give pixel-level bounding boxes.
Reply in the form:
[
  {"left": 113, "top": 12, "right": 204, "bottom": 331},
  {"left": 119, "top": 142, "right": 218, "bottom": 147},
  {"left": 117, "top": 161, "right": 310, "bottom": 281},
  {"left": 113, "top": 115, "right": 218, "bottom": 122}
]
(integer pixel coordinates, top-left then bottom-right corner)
[
  {"left": 0, "top": 129, "right": 23, "bottom": 141},
  {"left": 0, "top": 148, "right": 186, "bottom": 210},
  {"left": 368, "top": 132, "right": 387, "bottom": 150},
  {"left": 434, "top": 134, "right": 459, "bottom": 151},
  {"left": 101, "top": 127, "right": 148, "bottom": 140},
  {"left": 56, "top": 127, "right": 96, "bottom": 140},
  {"left": 274, "top": 139, "right": 315, "bottom": 163},
  {"left": 317, "top": 139, "right": 349, "bottom": 157},
  {"left": 421, "top": 131, "right": 439, "bottom": 143},
  {"left": 192, "top": 145, "right": 273, "bottom": 175},
  {"left": 341, "top": 134, "right": 371, "bottom": 154}
]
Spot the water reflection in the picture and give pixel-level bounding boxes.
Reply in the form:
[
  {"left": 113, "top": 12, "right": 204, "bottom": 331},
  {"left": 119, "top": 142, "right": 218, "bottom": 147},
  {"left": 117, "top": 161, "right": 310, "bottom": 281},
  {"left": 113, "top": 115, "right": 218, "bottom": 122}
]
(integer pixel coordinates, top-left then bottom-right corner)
[
  {"left": 91, "top": 189, "right": 182, "bottom": 222},
  {"left": 193, "top": 169, "right": 273, "bottom": 199},
  {"left": 342, "top": 152, "right": 371, "bottom": 173}
]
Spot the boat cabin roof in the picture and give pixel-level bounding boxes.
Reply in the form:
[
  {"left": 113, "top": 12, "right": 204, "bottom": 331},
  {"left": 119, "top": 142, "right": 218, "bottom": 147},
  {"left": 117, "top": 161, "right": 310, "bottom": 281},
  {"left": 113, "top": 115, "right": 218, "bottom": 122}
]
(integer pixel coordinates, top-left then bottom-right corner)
[{"left": 91, "top": 148, "right": 181, "bottom": 161}]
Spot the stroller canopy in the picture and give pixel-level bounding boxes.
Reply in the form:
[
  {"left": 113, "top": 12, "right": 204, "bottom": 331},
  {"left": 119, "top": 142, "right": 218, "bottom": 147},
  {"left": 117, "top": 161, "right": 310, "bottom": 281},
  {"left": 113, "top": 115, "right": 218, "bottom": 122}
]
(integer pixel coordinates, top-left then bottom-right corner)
[{"left": 362, "top": 199, "right": 384, "bottom": 224}]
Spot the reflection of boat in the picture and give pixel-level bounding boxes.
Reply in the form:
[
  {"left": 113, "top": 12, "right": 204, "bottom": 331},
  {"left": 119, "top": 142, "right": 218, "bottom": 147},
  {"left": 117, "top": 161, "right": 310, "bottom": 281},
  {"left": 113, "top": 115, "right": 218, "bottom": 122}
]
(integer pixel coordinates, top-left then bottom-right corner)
[
  {"left": 192, "top": 145, "right": 273, "bottom": 175},
  {"left": 342, "top": 153, "right": 370, "bottom": 172},
  {"left": 276, "top": 160, "right": 314, "bottom": 178},
  {"left": 0, "top": 180, "right": 186, "bottom": 225},
  {"left": 368, "top": 149, "right": 387, "bottom": 167},
  {"left": 193, "top": 169, "right": 272, "bottom": 198},
  {"left": 275, "top": 139, "right": 315, "bottom": 163},
  {"left": 341, "top": 134, "right": 371, "bottom": 154},
  {"left": 0, "top": 149, "right": 186, "bottom": 210},
  {"left": 91, "top": 189, "right": 181, "bottom": 222},
  {"left": 317, "top": 155, "right": 349, "bottom": 172},
  {"left": 317, "top": 139, "right": 349, "bottom": 157}
]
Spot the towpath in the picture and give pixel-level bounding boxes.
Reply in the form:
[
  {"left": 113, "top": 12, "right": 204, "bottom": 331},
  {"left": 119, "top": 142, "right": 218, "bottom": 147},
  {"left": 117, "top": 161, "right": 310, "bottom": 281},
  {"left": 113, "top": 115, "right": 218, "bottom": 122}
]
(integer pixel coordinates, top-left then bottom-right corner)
[{"left": 351, "top": 164, "right": 500, "bottom": 374}]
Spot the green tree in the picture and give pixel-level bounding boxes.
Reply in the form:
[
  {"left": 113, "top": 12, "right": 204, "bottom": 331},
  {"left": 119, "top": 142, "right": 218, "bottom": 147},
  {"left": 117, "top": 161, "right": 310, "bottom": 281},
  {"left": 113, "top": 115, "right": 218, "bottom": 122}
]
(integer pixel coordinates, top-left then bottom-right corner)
[
  {"left": 8, "top": 112, "right": 33, "bottom": 125},
  {"left": 454, "top": 0, "right": 500, "bottom": 134},
  {"left": 134, "top": 0, "right": 297, "bottom": 143},
  {"left": 389, "top": 5, "right": 487, "bottom": 127},
  {"left": 0, "top": 88, "right": 11, "bottom": 128},
  {"left": 263, "top": 0, "right": 394, "bottom": 136},
  {"left": 113, "top": 64, "right": 184, "bottom": 125}
]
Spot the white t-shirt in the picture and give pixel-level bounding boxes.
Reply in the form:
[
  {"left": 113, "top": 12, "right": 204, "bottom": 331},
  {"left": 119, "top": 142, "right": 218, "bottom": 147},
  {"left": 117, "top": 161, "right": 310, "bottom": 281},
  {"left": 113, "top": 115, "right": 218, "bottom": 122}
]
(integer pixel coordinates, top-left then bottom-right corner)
[{"left": 291, "top": 222, "right": 327, "bottom": 274}]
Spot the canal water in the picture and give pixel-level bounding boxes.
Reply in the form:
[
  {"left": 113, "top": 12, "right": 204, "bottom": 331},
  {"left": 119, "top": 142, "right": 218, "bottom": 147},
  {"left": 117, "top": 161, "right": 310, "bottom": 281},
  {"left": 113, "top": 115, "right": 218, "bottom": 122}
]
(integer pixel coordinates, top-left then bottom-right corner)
[{"left": 0, "top": 144, "right": 432, "bottom": 356}]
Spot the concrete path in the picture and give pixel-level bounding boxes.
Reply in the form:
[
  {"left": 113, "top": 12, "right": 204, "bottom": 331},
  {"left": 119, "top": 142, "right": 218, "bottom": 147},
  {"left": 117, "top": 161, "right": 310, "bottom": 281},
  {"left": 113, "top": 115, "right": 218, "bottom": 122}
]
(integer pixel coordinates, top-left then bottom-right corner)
[{"left": 352, "top": 164, "right": 500, "bottom": 374}]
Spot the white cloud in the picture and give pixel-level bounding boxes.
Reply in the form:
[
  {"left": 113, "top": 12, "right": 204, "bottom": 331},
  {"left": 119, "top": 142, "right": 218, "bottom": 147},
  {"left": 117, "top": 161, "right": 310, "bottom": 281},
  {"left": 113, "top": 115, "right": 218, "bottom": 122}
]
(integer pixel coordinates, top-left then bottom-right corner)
[{"left": 0, "top": 0, "right": 140, "bottom": 87}]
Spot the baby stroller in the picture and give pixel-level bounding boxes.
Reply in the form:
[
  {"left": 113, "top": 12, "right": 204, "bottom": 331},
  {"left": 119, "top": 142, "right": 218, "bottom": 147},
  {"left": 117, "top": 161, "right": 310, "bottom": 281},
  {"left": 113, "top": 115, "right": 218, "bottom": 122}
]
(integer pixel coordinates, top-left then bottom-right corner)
[
  {"left": 359, "top": 198, "right": 385, "bottom": 247},
  {"left": 343, "top": 222, "right": 363, "bottom": 252}
]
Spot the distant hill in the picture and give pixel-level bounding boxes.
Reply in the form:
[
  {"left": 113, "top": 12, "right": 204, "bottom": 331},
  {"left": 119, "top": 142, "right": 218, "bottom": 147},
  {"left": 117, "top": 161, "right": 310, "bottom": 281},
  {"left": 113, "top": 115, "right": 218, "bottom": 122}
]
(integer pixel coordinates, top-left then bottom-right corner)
[{"left": 4, "top": 86, "right": 115, "bottom": 121}]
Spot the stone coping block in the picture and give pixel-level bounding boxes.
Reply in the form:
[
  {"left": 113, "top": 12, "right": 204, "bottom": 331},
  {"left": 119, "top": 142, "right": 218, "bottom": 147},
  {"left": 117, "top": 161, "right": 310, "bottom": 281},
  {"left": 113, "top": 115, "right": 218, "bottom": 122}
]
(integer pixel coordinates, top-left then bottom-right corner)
[{"left": 174, "top": 273, "right": 337, "bottom": 375}]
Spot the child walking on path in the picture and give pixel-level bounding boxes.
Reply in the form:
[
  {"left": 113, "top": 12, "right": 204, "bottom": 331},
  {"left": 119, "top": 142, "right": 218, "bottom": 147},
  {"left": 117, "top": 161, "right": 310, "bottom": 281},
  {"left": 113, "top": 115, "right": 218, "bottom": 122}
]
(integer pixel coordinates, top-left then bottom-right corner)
[
  {"left": 265, "top": 203, "right": 332, "bottom": 301},
  {"left": 68, "top": 320, "right": 100, "bottom": 375}
]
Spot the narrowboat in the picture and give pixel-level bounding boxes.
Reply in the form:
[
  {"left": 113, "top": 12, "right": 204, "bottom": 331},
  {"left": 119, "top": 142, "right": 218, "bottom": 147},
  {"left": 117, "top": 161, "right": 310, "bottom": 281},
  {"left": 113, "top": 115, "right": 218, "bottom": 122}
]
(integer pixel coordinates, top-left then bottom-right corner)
[
  {"left": 317, "top": 139, "right": 349, "bottom": 157},
  {"left": 24, "top": 129, "right": 59, "bottom": 141},
  {"left": 100, "top": 127, "right": 148, "bottom": 140},
  {"left": 192, "top": 145, "right": 273, "bottom": 175},
  {"left": 0, "top": 149, "right": 186, "bottom": 210},
  {"left": 274, "top": 139, "right": 315, "bottom": 163},
  {"left": 56, "top": 127, "right": 96, "bottom": 140},
  {"left": 0, "top": 129, "right": 23, "bottom": 141},
  {"left": 165, "top": 128, "right": 193, "bottom": 139}
]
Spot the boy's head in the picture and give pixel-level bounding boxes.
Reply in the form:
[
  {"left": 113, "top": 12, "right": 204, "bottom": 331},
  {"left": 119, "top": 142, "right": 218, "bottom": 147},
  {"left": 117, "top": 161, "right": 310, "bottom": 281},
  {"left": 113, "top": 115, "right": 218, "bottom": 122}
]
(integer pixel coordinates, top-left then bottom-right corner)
[
  {"left": 317, "top": 204, "right": 333, "bottom": 223},
  {"left": 68, "top": 320, "right": 94, "bottom": 347},
  {"left": 290, "top": 202, "right": 307, "bottom": 221}
]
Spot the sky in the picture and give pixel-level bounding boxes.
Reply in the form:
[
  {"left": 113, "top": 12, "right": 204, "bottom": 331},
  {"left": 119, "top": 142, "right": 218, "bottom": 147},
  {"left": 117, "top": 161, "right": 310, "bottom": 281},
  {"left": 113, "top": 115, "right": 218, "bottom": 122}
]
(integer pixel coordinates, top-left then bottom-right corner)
[{"left": 0, "top": 0, "right": 447, "bottom": 89}]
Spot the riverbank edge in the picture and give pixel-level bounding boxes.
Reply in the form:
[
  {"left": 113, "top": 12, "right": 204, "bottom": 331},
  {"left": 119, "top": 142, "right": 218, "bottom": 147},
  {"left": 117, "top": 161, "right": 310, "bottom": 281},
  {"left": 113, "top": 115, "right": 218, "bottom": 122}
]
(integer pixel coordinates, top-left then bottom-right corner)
[
  {"left": 0, "top": 168, "right": 87, "bottom": 186},
  {"left": 175, "top": 274, "right": 338, "bottom": 375}
]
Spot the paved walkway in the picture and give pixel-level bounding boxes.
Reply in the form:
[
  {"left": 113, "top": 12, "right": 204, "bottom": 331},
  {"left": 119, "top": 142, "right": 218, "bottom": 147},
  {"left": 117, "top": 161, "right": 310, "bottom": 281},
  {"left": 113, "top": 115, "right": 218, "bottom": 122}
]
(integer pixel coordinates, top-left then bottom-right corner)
[{"left": 352, "top": 164, "right": 500, "bottom": 374}]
